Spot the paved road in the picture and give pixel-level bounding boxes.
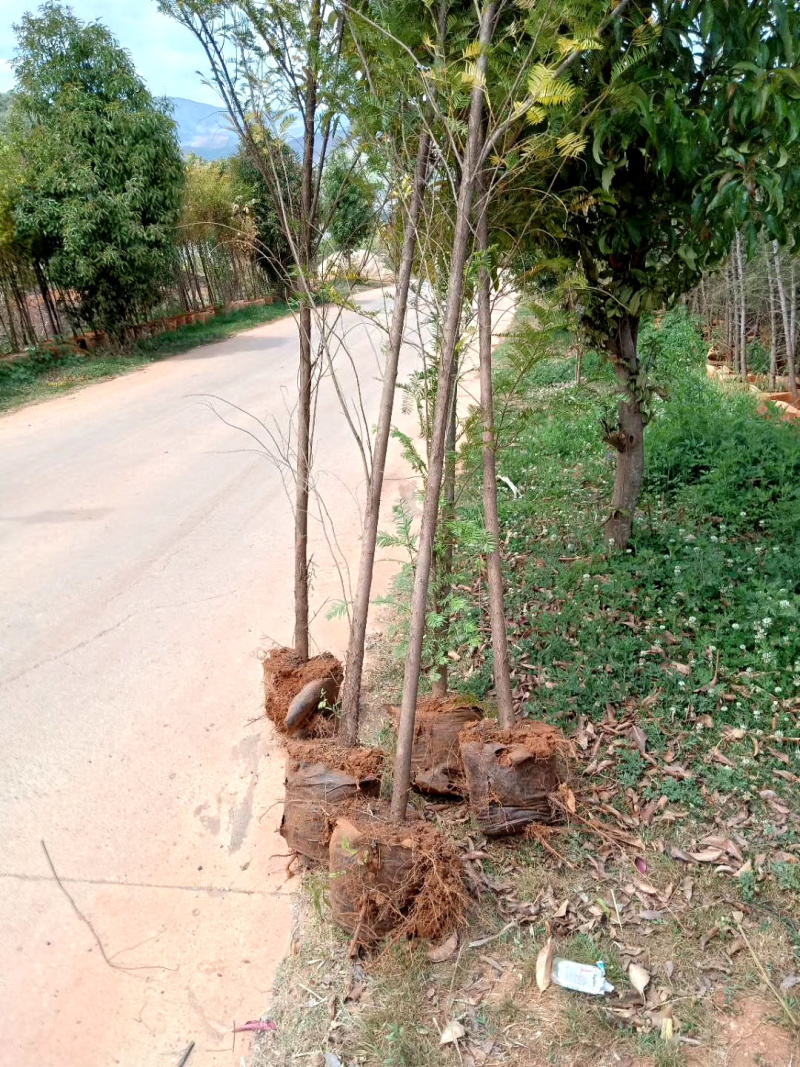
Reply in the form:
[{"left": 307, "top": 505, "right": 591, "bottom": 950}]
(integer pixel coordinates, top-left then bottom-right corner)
[{"left": 0, "top": 289, "right": 417, "bottom": 1066}]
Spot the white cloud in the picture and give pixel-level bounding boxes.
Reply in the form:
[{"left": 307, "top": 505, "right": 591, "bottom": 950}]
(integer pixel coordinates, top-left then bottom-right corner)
[{"left": 0, "top": 1, "right": 218, "bottom": 104}]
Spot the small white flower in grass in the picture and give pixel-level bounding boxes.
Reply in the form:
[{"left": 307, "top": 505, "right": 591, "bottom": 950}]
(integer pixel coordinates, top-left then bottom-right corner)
[
  {"left": 688, "top": 616, "right": 697, "bottom": 625},
  {"left": 779, "top": 600, "right": 791, "bottom": 611},
  {"left": 583, "top": 573, "right": 590, "bottom": 580},
  {"left": 775, "top": 729, "right": 784, "bottom": 739},
  {"left": 753, "top": 710, "right": 761, "bottom": 719},
  {"left": 740, "top": 511, "right": 747, "bottom": 518},
  {"left": 740, "top": 644, "right": 747, "bottom": 651},
  {"left": 678, "top": 680, "right": 686, "bottom": 688},
  {"left": 775, "top": 686, "right": 782, "bottom": 694},
  {"left": 732, "top": 623, "right": 740, "bottom": 631}
]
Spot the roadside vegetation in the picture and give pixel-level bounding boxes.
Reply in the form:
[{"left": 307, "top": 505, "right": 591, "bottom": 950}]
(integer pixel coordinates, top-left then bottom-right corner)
[
  {"left": 0, "top": 300, "right": 290, "bottom": 413},
  {"left": 254, "top": 309, "right": 800, "bottom": 1067}
]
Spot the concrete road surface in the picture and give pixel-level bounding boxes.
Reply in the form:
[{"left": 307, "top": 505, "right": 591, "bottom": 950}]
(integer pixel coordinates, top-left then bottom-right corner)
[{"left": 0, "top": 289, "right": 420, "bottom": 1066}]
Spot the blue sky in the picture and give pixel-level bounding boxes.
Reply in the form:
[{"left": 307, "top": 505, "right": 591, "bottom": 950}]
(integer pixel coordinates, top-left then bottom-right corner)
[{"left": 0, "top": 1, "right": 218, "bottom": 104}]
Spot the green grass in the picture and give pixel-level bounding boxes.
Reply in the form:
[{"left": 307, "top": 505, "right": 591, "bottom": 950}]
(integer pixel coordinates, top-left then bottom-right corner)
[
  {"left": 0, "top": 300, "right": 291, "bottom": 413},
  {"left": 386, "top": 306, "right": 800, "bottom": 823}
]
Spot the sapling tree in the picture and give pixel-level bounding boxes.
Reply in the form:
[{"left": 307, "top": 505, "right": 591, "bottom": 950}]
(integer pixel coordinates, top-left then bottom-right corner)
[
  {"left": 162, "top": 0, "right": 351, "bottom": 661},
  {"left": 338, "top": 0, "right": 451, "bottom": 746},
  {"left": 391, "top": 0, "right": 497, "bottom": 820}
]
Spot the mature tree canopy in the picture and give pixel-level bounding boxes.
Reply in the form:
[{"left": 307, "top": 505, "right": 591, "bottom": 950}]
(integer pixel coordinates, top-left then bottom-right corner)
[
  {"left": 322, "top": 150, "right": 377, "bottom": 259},
  {"left": 230, "top": 133, "right": 302, "bottom": 290},
  {"left": 10, "top": 2, "right": 184, "bottom": 334}
]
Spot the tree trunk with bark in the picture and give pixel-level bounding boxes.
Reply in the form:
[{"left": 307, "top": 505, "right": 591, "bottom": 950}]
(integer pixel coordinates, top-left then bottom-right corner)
[
  {"left": 391, "top": 0, "right": 495, "bottom": 822},
  {"left": 430, "top": 384, "right": 458, "bottom": 698},
  {"left": 773, "top": 241, "right": 798, "bottom": 402},
  {"left": 339, "top": 132, "right": 433, "bottom": 745},
  {"left": 476, "top": 165, "right": 515, "bottom": 729},
  {"left": 766, "top": 252, "right": 779, "bottom": 391},
  {"left": 734, "top": 231, "right": 747, "bottom": 378},
  {"left": 293, "top": 0, "right": 322, "bottom": 663},
  {"left": 602, "top": 315, "right": 644, "bottom": 551}
]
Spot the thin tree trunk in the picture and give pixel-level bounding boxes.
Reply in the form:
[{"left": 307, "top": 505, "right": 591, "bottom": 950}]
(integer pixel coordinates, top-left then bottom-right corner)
[
  {"left": 735, "top": 231, "right": 747, "bottom": 378},
  {"left": 602, "top": 315, "right": 644, "bottom": 551},
  {"left": 293, "top": 0, "right": 322, "bottom": 662},
  {"left": 430, "top": 381, "right": 458, "bottom": 697},
  {"left": 339, "top": 130, "right": 431, "bottom": 746},
  {"left": 0, "top": 268, "right": 20, "bottom": 351},
  {"left": 34, "top": 261, "right": 59, "bottom": 338},
  {"left": 726, "top": 259, "right": 734, "bottom": 365},
  {"left": 766, "top": 251, "right": 778, "bottom": 391},
  {"left": 476, "top": 165, "right": 514, "bottom": 729},
  {"left": 773, "top": 241, "right": 798, "bottom": 401},
  {"left": 391, "top": 0, "right": 495, "bottom": 822}
]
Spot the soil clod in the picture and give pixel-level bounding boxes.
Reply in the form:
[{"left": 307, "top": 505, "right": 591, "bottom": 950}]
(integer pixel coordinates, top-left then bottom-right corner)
[{"left": 262, "top": 647, "right": 343, "bottom": 733}]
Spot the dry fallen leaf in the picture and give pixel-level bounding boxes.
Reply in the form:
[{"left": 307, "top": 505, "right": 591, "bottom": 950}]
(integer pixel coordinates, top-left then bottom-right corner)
[
  {"left": 428, "top": 932, "right": 459, "bottom": 964},
  {"left": 535, "top": 937, "right": 555, "bottom": 992},
  {"left": 690, "top": 848, "right": 725, "bottom": 863},
  {"left": 628, "top": 963, "right": 651, "bottom": 999},
  {"left": 440, "top": 1020, "right": 466, "bottom": 1045}
]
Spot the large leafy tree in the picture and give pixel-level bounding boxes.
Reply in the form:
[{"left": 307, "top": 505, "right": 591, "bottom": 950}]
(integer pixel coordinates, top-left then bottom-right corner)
[
  {"left": 10, "top": 2, "right": 184, "bottom": 335},
  {"left": 533, "top": 0, "right": 800, "bottom": 548},
  {"left": 231, "top": 134, "right": 301, "bottom": 292},
  {"left": 321, "top": 149, "right": 377, "bottom": 262}
]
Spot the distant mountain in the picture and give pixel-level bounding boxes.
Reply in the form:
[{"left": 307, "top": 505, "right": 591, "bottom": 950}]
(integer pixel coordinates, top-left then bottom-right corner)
[{"left": 168, "top": 96, "right": 240, "bottom": 160}]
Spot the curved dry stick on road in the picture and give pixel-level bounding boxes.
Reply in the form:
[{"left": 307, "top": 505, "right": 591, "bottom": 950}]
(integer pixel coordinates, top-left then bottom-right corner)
[{"left": 0, "top": 289, "right": 417, "bottom": 1066}]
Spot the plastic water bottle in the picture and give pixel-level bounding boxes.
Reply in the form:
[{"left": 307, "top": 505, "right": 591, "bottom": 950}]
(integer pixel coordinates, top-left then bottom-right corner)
[{"left": 551, "top": 958, "right": 615, "bottom": 995}]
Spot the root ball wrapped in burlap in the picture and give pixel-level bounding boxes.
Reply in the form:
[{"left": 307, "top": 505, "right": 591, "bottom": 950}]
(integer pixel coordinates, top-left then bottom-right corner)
[
  {"left": 459, "top": 721, "right": 569, "bottom": 837},
  {"left": 280, "top": 741, "right": 383, "bottom": 863},
  {"left": 394, "top": 694, "right": 483, "bottom": 797},
  {"left": 328, "top": 803, "right": 469, "bottom": 945}
]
